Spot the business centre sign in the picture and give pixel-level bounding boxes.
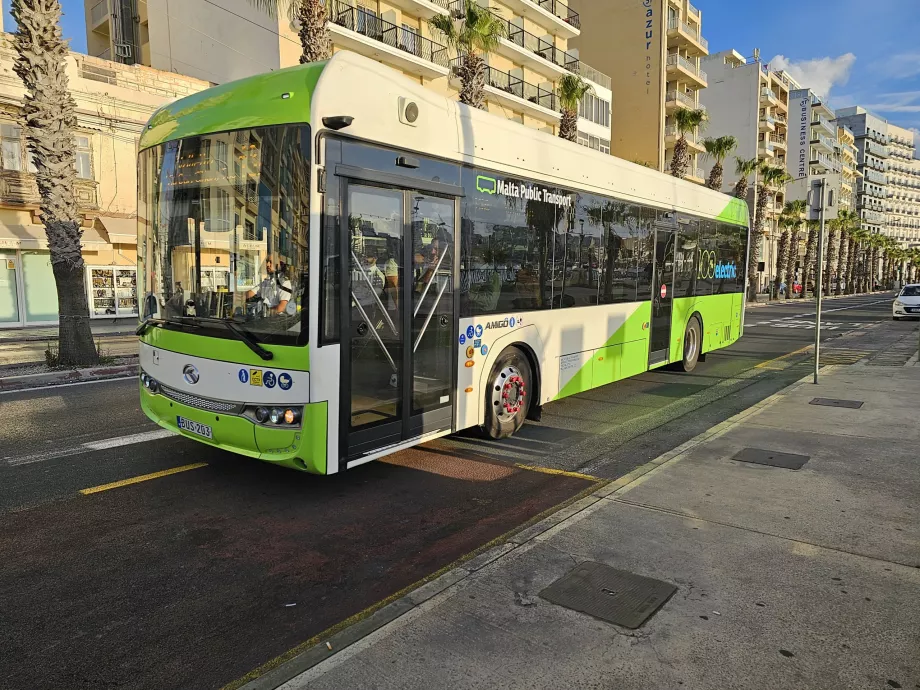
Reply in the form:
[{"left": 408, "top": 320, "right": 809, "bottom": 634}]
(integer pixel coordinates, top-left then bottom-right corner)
[{"left": 793, "top": 91, "right": 812, "bottom": 180}]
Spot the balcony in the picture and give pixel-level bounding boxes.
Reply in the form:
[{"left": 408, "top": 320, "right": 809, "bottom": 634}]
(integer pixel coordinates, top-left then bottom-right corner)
[
  {"left": 665, "top": 89, "right": 704, "bottom": 112},
  {"left": 455, "top": 61, "right": 558, "bottom": 122},
  {"left": 496, "top": 0, "right": 580, "bottom": 39},
  {"left": 666, "top": 53, "right": 707, "bottom": 87},
  {"left": 811, "top": 115, "right": 834, "bottom": 136},
  {"left": 686, "top": 167, "right": 706, "bottom": 184},
  {"left": 812, "top": 152, "right": 841, "bottom": 173},
  {"left": 89, "top": 0, "right": 109, "bottom": 28},
  {"left": 687, "top": 2, "right": 700, "bottom": 17},
  {"left": 664, "top": 125, "right": 704, "bottom": 152},
  {"left": 759, "top": 115, "right": 776, "bottom": 132},
  {"left": 760, "top": 87, "right": 779, "bottom": 104},
  {"left": 492, "top": 14, "right": 579, "bottom": 79},
  {"left": 866, "top": 140, "right": 890, "bottom": 159},
  {"left": 811, "top": 133, "right": 836, "bottom": 153},
  {"left": 575, "top": 62, "right": 611, "bottom": 90},
  {"left": 667, "top": 18, "right": 708, "bottom": 55},
  {"left": 769, "top": 134, "right": 787, "bottom": 150},
  {"left": 329, "top": 1, "right": 449, "bottom": 79},
  {"left": 758, "top": 140, "right": 775, "bottom": 158}
]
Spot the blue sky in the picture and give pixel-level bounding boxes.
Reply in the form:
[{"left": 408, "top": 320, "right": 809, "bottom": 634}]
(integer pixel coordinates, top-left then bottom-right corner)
[{"left": 5, "top": 0, "right": 920, "bottom": 140}]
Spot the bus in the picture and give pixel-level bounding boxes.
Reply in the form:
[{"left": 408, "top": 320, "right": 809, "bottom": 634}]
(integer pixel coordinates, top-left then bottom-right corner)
[{"left": 136, "top": 51, "right": 750, "bottom": 475}]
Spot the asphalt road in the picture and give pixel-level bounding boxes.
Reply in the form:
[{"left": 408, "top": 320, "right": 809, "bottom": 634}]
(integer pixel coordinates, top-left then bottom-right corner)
[{"left": 0, "top": 292, "right": 906, "bottom": 690}]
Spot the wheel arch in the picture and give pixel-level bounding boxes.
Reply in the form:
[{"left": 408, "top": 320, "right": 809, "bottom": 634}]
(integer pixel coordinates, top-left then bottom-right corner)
[
  {"left": 688, "top": 309, "right": 705, "bottom": 352},
  {"left": 506, "top": 340, "right": 542, "bottom": 421}
]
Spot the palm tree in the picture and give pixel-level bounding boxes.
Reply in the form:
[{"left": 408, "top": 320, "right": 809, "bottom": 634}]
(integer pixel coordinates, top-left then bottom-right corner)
[
  {"left": 703, "top": 135, "right": 737, "bottom": 191},
  {"left": 248, "top": 0, "right": 330, "bottom": 63},
  {"left": 867, "top": 233, "right": 884, "bottom": 291},
  {"left": 773, "top": 211, "right": 793, "bottom": 298},
  {"left": 557, "top": 74, "right": 593, "bottom": 142},
  {"left": 785, "top": 199, "right": 807, "bottom": 298},
  {"left": 748, "top": 165, "right": 788, "bottom": 299},
  {"left": 847, "top": 225, "right": 869, "bottom": 294},
  {"left": 430, "top": 1, "right": 507, "bottom": 110},
  {"left": 732, "top": 157, "right": 760, "bottom": 200},
  {"left": 11, "top": 0, "right": 98, "bottom": 366},
  {"left": 834, "top": 210, "right": 857, "bottom": 296},
  {"left": 669, "top": 107, "right": 707, "bottom": 179},
  {"left": 801, "top": 219, "right": 820, "bottom": 297},
  {"left": 824, "top": 217, "right": 839, "bottom": 296}
]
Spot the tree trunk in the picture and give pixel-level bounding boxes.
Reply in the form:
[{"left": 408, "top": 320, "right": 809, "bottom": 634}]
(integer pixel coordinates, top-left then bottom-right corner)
[
  {"left": 785, "top": 229, "right": 799, "bottom": 300},
  {"left": 458, "top": 51, "right": 487, "bottom": 109},
  {"left": 706, "top": 161, "right": 723, "bottom": 191},
  {"left": 733, "top": 178, "right": 748, "bottom": 200},
  {"left": 747, "top": 188, "right": 770, "bottom": 299},
  {"left": 53, "top": 260, "right": 98, "bottom": 365},
  {"left": 773, "top": 230, "right": 789, "bottom": 297},
  {"left": 559, "top": 108, "right": 578, "bottom": 142},
  {"left": 824, "top": 227, "right": 837, "bottom": 296},
  {"left": 802, "top": 225, "right": 817, "bottom": 297},
  {"left": 835, "top": 232, "right": 847, "bottom": 296},
  {"left": 12, "top": 0, "right": 99, "bottom": 367},
  {"left": 296, "top": 0, "right": 331, "bottom": 63},
  {"left": 845, "top": 238, "right": 857, "bottom": 294},
  {"left": 670, "top": 137, "right": 690, "bottom": 179}
]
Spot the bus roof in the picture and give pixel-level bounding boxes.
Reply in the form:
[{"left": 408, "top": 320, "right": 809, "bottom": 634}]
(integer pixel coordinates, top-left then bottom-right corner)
[{"left": 140, "top": 52, "right": 749, "bottom": 227}]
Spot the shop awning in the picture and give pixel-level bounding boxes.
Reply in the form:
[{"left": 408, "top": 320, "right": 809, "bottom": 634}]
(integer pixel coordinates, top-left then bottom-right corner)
[
  {"left": 96, "top": 216, "right": 137, "bottom": 244},
  {"left": 0, "top": 223, "right": 109, "bottom": 249}
]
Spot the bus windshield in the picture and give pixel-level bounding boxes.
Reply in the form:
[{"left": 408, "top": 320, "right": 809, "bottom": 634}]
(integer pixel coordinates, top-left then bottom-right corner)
[{"left": 137, "top": 124, "right": 310, "bottom": 346}]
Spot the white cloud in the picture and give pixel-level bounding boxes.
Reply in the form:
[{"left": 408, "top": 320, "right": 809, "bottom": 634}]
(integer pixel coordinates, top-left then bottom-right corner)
[
  {"left": 863, "top": 91, "right": 920, "bottom": 114},
  {"left": 769, "top": 53, "right": 856, "bottom": 100},
  {"left": 872, "top": 52, "right": 920, "bottom": 81}
]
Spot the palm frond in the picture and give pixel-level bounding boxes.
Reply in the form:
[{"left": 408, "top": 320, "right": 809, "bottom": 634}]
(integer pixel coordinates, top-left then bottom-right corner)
[{"left": 557, "top": 74, "right": 593, "bottom": 111}]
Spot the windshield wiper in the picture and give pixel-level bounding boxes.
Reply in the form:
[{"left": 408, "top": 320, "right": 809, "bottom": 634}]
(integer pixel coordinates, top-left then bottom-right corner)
[
  {"left": 136, "top": 318, "right": 165, "bottom": 336},
  {"left": 179, "top": 317, "right": 273, "bottom": 361}
]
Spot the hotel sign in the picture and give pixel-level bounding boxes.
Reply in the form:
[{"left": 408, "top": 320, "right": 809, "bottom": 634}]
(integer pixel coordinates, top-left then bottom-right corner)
[{"left": 794, "top": 95, "right": 811, "bottom": 180}]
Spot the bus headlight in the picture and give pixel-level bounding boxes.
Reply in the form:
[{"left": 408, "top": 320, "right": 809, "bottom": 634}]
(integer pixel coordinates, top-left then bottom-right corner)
[
  {"left": 140, "top": 371, "right": 159, "bottom": 393},
  {"left": 255, "top": 407, "right": 270, "bottom": 423},
  {"left": 244, "top": 405, "right": 303, "bottom": 428},
  {"left": 269, "top": 408, "right": 283, "bottom": 424}
]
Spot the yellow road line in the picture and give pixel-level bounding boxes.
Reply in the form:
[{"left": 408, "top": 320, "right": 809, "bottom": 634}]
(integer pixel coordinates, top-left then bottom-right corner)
[
  {"left": 754, "top": 345, "right": 812, "bottom": 369},
  {"left": 514, "top": 463, "right": 601, "bottom": 482},
  {"left": 79, "top": 463, "right": 208, "bottom": 495}
]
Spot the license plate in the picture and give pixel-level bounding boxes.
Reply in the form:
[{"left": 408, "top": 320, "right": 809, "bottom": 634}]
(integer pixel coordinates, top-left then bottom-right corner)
[
  {"left": 908, "top": 308, "right": 919, "bottom": 313},
  {"left": 177, "top": 416, "right": 213, "bottom": 439}
]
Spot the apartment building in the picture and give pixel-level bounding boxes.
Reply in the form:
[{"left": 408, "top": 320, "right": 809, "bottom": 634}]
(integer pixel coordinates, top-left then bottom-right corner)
[
  {"left": 569, "top": 0, "right": 709, "bottom": 179},
  {"left": 836, "top": 107, "right": 893, "bottom": 240},
  {"left": 837, "top": 125, "right": 858, "bottom": 212},
  {"left": 884, "top": 123, "right": 920, "bottom": 246},
  {"left": 84, "top": 0, "right": 612, "bottom": 150},
  {"left": 0, "top": 35, "right": 208, "bottom": 328}
]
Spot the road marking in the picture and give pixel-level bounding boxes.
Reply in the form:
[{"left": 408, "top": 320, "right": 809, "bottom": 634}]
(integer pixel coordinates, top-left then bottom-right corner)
[
  {"left": 0, "top": 376, "right": 136, "bottom": 396},
  {"left": 754, "top": 345, "right": 812, "bottom": 369},
  {"left": 514, "top": 463, "right": 601, "bottom": 482},
  {"left": 5, "top": 429, "right": 175, "bottom": 466},
  {"left": 79, "top": 462, "right": 208, "bottom": 495}
]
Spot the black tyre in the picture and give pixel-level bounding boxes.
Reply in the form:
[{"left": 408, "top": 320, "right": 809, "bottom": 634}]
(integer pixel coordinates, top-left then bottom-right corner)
[
  {"left": 483, "top": 347, "right": 532, "bottom": 440},
  {"left": 679, "top": 316, "right": 703, "bottom": 372}
]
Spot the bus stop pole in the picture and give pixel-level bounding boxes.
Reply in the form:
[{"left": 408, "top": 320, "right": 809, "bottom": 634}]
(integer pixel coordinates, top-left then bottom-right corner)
[{"left": 814, "top": 178, "right": 826, "bottom": 385}]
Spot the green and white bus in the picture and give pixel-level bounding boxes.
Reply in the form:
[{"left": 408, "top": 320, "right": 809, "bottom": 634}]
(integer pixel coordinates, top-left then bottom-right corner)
[{"left": 137, "top": 51, "right": 750, "bottom": 475}]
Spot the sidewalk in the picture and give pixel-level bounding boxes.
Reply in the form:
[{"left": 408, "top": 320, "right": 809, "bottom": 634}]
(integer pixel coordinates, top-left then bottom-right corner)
[
  {"left": 257, "top": 362, "right": 920, "bottom": 689},
  {"left": 747, "top": 290, "right": 888, "bottom": 308},
  {"left": 0, "top": 318, "right": 136, "bottom": 343},
  {"left": 0, "top": 319, "right": 138, "bottom": 369}
]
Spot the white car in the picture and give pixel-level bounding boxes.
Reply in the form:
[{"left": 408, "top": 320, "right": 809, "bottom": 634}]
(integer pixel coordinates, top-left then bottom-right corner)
[{"left": 892, "top": 284, "right": 920, "bottom": 320}]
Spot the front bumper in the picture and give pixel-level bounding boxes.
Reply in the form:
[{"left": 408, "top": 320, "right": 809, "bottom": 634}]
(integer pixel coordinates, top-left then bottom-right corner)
[
  {"left": 140, "top": 385, "right": 328, "bottom": 474},
  {"left": 893, "top": 305, "right": 920, "bottom": 318}
]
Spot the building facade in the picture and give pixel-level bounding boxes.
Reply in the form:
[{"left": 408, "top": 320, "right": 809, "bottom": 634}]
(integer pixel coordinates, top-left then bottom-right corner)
[
  {"left": 569, "top": 0, "right": 708, "bottom": 179},
  {"left": 837, "top": 125, "right": 858, "bottom": 212},
  {"left": 0, "top": 35, "right": 208, "bottom": 328},
  {"left": 884, "top": 123, "right": 920, "bottom": 247},
  {"left": 698, "top": 50, "right": 791, "bottom": 291},
  {"left": 85, "top": 0, "right": 612, "bottom": 151},
  {"left": 835, "top": 107, "right": 893, "bottom": 241}
]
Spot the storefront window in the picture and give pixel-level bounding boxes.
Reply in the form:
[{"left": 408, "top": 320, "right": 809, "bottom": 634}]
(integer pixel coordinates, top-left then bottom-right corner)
[
  {"left": 21, "top": 251, "right": 57, "bottom": 322},
  {"left": 1, "top": 124, "right": 23, "bottom": 171},
  {"left": 0, "top": 252, "right": 20, "bottom": 323}
]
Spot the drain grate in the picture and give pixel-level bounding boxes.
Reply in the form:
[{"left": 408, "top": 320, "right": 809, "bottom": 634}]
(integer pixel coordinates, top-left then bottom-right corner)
[
  {"left": 539, "top": 561, "right": 677, "bottom": 629},
  {"left": 809, "top": 398, "right": 864, "bottom": 409},
  {"left": 733, "top": 447, "right": 810, "bottom": 470}
]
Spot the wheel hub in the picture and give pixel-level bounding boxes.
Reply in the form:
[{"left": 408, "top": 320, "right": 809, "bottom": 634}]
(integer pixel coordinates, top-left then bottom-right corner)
[
  {"left": 491, "top": 365, "right": 526, "bottom": 420},
  {"left": 685, "top": 325, "right": 698, "bottom": 362}
]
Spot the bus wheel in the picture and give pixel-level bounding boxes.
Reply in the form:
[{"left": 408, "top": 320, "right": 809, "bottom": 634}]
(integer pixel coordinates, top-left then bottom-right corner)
[
  {"left": 680, "top": 316, "right": 702, "bottom": 372},
  {"left": 483, "top": 347, "right": 532, "bottom": 440}
]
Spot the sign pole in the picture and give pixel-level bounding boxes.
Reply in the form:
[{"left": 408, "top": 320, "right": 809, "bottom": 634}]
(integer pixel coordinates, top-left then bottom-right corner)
[{"left": 814, "top": 178, "right": 826, "bottom": 385}]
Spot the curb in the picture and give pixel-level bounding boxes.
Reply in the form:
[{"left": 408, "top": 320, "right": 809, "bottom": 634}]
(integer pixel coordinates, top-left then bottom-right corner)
[
  {"left": 231, "top": 368, "right": 825, "bottom": 690},
  {"left": 0, "top": 360, "right": 138, "bottom": 392},
  {"left": 745, "top": 291, "right": 884, "bottom": 309}
]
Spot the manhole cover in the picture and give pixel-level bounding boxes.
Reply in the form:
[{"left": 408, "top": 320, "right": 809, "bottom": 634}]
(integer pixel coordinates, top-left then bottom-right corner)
[
  {"left": 539, "top": 561, "right": 677, "bottom": 629},
  {"left": 809, "top": 398, "right": 864, "bottom": 409},
  {"left": 733, "top": 447, "right": 810, "bottom": 470}
]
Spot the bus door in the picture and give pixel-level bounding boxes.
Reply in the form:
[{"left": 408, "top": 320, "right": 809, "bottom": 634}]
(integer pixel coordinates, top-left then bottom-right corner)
[
  {"left": 648, "top": 216, "right": 677, "bottom": 366},
  {"left": 341, "top": 182, "right": 458, "bottom": 460}
]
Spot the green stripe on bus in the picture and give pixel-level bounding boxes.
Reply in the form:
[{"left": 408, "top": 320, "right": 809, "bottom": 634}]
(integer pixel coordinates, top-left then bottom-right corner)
[
  {"left": 716, "top": 197, "right": 750, "bottom": 226},
  {"left": 140, "top": 61, "right": 328, "bottom": 149},
  {"left": 141, "top": 327, "right": 310, "bottom": 371}
]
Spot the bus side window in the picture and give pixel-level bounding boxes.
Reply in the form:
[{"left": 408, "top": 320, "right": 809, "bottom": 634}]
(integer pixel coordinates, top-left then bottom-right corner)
[{"left": 635, "top": 206, "right": 656, "bottom": 301}]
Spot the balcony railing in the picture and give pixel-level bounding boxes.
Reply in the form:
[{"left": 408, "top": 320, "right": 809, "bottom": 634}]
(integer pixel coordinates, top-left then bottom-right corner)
[
  {"left": 760, "top": 87, "right": 778, "bottom": 102},
  {"left": 759, "top": 140, "right": 774, "bottom": 154},
  {"left": 761, "top": 115, "right": 776, "bottom": 128},
  {"left": 666, "top": 54, "right": 706, "bottom": 82},
  {"left": 330, "top": 0, "right": 449, "bottom": 69},
  {"left": 575, "top": 62, "right": 611, "bottom": 90},
  {"left": 664, "top": 125, "right": 700, "bottom": 144},
  {"left": 666, "top": 89, "right": 698, "bottom": 109},
  {"left": 813, "top": 153, "right": 841, "bottom": 172},
  {"left": 812, "top": 133, "right": 836, "bottom": 151},
  {"left": 465, "top": 60, "right": 557, "bottom": 111},
  {"left": 688, "top": 166, "right": 705, "bottom": 181},
  {"left": 769, "top": 134, "right": 786, "bottom": 146},
  {"left": 687, "top": 2, "right": 700, "bottom": 16},
  {"left": 90, "top": 0, "right": 109, "bottom": 25},
  {"left": 667, "top": 19, "right": 708, "bottom": 51},
  {"left": 529, "top": 0, "right": 580, "bottom": 30},
  {"left": 495, "top": 13, "right": 579, "bottom": 73}
]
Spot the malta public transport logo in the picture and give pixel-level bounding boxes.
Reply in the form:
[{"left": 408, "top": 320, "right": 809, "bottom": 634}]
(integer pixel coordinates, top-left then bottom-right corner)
[{"left": 182, "top": 364, "right": 200, "bottom": 385}]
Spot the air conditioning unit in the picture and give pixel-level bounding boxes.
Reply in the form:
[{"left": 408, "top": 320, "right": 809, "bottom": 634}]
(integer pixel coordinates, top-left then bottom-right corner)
[{"left": 398, "top": 97, "right": 419, "bottom": 127}]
